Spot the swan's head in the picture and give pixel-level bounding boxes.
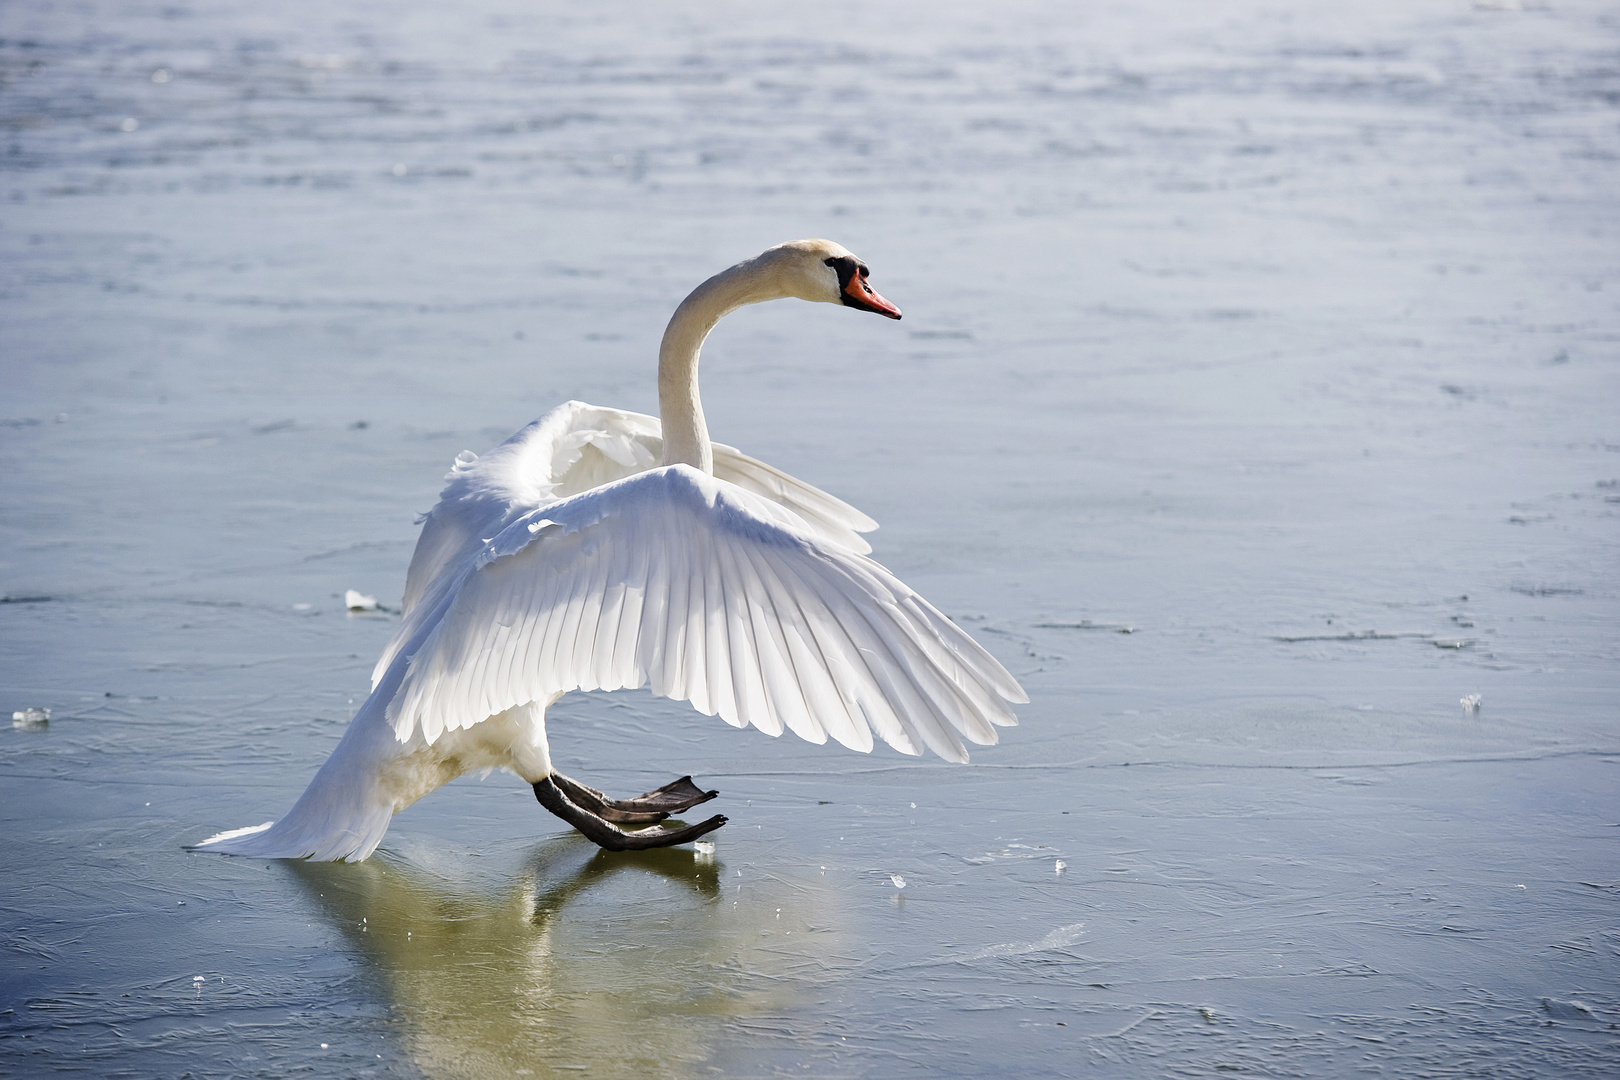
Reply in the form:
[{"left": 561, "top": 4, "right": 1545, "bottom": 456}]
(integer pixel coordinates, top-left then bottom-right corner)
[{"left": 757, "top": 239, "right": 903, "bottom": 320}]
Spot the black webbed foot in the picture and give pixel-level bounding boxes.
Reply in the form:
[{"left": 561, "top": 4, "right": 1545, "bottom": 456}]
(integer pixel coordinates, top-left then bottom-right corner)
[
  {"left": 549, "top": 772, "right": 719, "bottom": 823},
  {"left": 533, "top": 777, "right": 726, "bottom": 852}
]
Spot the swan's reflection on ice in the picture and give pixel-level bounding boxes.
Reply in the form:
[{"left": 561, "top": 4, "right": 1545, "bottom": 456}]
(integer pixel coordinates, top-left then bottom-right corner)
[{"left": 286, "top": 839, "right": 845, "bottom": 1078}]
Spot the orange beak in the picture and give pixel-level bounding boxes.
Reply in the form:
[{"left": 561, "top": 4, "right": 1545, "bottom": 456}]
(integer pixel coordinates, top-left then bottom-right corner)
[{"left": 843, "top": 273, "right": 903, "bottom": 320}]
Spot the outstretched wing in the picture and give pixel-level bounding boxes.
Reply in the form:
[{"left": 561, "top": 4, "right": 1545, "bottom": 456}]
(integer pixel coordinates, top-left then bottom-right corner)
[
  {"left": 385, "top": 465, "right": 1025, "bottom": 762},
  {"left": 376, "top": 401, "right": 877, "bottom": 687}
]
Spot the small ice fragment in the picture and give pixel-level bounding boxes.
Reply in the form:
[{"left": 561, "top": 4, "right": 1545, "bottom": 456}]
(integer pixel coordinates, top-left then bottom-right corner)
[
  {"left": 345, "top": 589, "right": 378, "bottom": 611},
  {"left": 293, "top": 602, "right": 313, "bottom": 611},
  {"left": 1460, "top": 694, "right": 1482, "bottom": 713},
  {"left": 693, "top": 840, "right": 715, "bottom": 856},
  {"left": 1055, "top": 859, "right": 1067, "bottom": 874},
  {"left": 12, "top": 707, "right": 49, "bottom": 728},
  {"left": 192, "top": 975, "right": 205, "bottom": 982},
  {"left": 120, "top": 117, "right": 139, "bottom": 132},
  {"left": 890, "top": 874, "right": 906, "bottom": 890},
  {"left": 151, "top": 69, "right": 170, "bottom": 83},
  {"left": 320, "top": 1043, "right": 329, "bottom": 1049}
]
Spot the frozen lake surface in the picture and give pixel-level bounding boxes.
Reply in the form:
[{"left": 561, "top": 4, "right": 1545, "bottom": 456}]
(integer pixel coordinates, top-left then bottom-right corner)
[{"left": 2, "top": 0, "right": 1617, "bottom": 1075}]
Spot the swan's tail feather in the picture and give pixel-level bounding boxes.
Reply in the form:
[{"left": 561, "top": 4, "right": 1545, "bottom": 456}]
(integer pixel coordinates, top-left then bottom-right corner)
[
  {"left": 191, "top": 821, "right": 276, "bottom": 851},
  {"left": 192, "top": 686, "right": 407, "bottom": 862},
  {"left": 191, "top": 791, "right": 395, "bottom": 862}
]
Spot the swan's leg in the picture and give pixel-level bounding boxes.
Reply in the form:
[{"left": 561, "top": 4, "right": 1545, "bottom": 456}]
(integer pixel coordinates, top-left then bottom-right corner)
[
  {"left": 517, "top": 699, "right": 723, "bottom": 848},
  {"left": 533, "top": 777, "right": 727, "bottom": 851},
  {"left": 550, "top": 773, "right": 719, "bottom": 821}
]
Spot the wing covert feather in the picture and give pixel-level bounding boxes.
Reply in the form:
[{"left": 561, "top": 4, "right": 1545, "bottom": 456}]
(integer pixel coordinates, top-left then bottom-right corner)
[
  {"left": 373, "top": 402, "right": 879, "bottom": 688},
  {"left": 385, "top": 465, "right": 1024, "bottom": 760}
]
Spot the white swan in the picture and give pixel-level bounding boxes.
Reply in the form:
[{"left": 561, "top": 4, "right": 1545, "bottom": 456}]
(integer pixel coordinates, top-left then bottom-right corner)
[{"left": 195, "top": 240, "right": 1026, "bottom": 862}]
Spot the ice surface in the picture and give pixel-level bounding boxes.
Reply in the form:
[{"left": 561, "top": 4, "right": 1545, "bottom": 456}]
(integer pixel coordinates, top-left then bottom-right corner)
[{"left": 2, "top": 0, "right": 1617, "bottom": 1077}]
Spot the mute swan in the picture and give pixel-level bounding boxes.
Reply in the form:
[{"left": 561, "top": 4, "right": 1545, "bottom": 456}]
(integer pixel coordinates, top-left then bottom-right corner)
[{"left": 194, "top": 240, "right": 1026, "bottom": 862}]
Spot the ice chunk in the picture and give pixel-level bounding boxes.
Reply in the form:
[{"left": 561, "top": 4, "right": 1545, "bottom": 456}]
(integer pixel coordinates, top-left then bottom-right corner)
[
  {"left": 345, "top": 589, "right": 378, "bottom": 611},
  {"left": 1540, "top": 998, "right": 1594, "bottom": 1020},
  {"left": 1055, "top": 859, "right": 1067, "bottom": 874},
  {"left": 693, "top": 840, "right": 715, "bottom": 857},
  {"left": 1460, "top": 694, "right": 1482, "bottom": 713},
  {"left": 890, "top": 874, "right": 906, "bottom": 890},
  {"left": 12, "top": 707, "right": 49, "bottom": 728}
]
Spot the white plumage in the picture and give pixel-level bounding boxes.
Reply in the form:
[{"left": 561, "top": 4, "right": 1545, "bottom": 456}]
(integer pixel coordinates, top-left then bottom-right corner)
[{"left": 195, "top": 240, "right": 1025, "bottom": 862}]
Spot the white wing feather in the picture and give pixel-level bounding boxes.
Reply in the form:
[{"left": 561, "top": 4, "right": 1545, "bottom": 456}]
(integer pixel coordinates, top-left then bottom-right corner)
[
  {"left": 385, "top": 465, "right": 1024, "bottom": 763},
  {"left": 373, "top": 401, "right": 877, "bottom": 689}
]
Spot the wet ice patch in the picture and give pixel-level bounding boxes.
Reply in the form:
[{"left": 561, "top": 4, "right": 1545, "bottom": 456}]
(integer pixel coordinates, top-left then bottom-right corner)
[
  {"left": 1461, "top": 694, "right": 1482, "bottom": 713},
  {"left": 1540, "top": 998, "right": 1605, "bottom": 1027},
  {"left": 952, "top": 923, "right": 1086, "bottom": 963},
  {"left": 962, "top": 842, "right": 1061, "bottom": 865}
]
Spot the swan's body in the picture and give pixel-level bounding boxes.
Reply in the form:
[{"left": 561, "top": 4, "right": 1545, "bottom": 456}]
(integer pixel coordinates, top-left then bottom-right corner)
[{"left": 196, "top": 240, "right": 1025, "bottom": 862}]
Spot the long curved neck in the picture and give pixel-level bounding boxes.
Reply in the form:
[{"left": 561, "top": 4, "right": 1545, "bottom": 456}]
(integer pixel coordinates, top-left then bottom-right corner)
[{"left": 658, "top": 258, "right": 782, "bottom": 473}]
